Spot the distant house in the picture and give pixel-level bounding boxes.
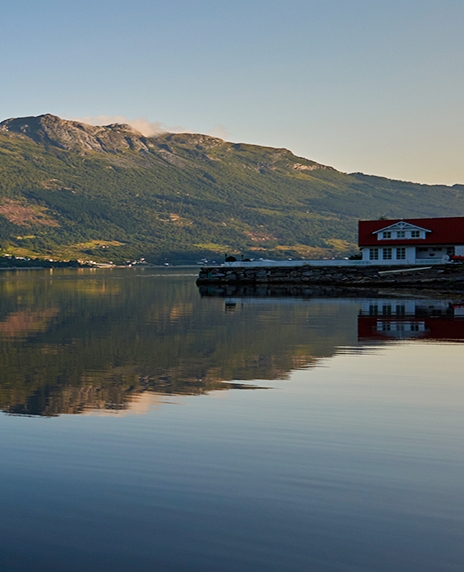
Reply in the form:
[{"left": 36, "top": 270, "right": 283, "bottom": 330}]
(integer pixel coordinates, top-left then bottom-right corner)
[{"left": 358, "top": 217, "right": 464, "bottom": 264}]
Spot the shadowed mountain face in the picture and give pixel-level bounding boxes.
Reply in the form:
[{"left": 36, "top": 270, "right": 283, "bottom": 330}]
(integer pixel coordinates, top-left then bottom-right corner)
[
  {"left": 0, "top": 114, "right": 464, "bottom": 263},
  {"left": 0, "top": 269, "right": 360, "bottom": 417}
]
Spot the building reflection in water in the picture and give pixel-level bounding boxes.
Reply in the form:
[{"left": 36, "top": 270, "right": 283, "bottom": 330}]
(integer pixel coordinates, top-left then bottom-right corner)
[{"left": 358, "top": 299, "right": 464, "bottom": 342}]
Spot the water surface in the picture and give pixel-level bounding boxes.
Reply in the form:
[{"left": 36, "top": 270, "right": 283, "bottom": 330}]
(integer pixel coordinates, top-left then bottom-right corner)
[{"left": 0, "top": 268, "right": 462, "bottom": 571}]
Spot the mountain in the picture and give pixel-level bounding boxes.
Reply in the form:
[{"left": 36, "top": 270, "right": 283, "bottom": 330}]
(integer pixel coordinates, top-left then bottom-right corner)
[{"left": 0, "top": 113, "right": 463, "bottom": 263}]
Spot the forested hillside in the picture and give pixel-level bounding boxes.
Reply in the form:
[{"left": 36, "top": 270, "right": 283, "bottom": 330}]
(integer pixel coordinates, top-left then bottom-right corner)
[{"left": 0, "top": 114, "right": 463, "bottom": 263}]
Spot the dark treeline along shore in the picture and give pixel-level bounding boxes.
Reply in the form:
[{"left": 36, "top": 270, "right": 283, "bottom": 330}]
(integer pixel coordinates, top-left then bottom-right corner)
[
  {"left": 1, "top": 114, "right": 464, "bottom": 264},
  {"left": 0, "top": 255, "right": 84, "bottom": 269}
]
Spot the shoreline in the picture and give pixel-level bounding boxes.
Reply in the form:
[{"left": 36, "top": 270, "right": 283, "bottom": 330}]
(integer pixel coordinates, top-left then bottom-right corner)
[{"left": 197, "top": 263, "right": 464, "bottom": 295}]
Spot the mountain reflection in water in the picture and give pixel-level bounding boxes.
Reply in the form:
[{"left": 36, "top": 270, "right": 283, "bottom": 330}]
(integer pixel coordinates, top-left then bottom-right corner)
[{"left": 0, "top": 269, "right": 462, "bottom": 417}]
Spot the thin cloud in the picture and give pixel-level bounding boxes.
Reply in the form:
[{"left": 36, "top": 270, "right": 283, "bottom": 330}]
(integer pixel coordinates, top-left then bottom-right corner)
[
  {"left": 68, "top": 115, "right": 231, "bottom": 141},
  {"left": 68, "top": 115, "right": 189, "bottom": 137},
  {"left": 207, "top": 124, "right": 230, "bottom": 140}
]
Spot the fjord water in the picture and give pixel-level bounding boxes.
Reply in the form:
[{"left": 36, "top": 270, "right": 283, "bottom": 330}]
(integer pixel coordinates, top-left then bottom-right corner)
[{"left": 0, "top": 269, "right": 463, "bottom": 572}]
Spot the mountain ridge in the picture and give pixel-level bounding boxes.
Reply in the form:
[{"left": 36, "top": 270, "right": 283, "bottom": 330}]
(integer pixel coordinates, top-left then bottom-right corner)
[
  {"left": 0, "top": 114, "right": 463, "bottom": 263},
  {"left": 0, "top": 114, "right": 150, "bottom": 153},
  {"left": 0, "top": 113, "right": 334, "bottom": 168}
]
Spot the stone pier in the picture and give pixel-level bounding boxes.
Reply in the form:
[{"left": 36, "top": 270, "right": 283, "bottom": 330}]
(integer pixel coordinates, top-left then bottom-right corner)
[{"left": 197, "top": 264, "right": 464, "bottom": 293}]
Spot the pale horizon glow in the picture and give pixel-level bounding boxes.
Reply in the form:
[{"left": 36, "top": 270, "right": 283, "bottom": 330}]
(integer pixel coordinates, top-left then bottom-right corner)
[{"left": 1, "top": 0, "right": 463, "bottom": 185}]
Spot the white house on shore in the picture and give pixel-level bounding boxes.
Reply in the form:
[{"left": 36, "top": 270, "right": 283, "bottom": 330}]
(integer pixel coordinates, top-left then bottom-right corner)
[
  {"left": 358, "top": 217, "right": 464, "bottom": 265},
  {"left": 221, "top": 216, "right": 464, "bottom": 268}
]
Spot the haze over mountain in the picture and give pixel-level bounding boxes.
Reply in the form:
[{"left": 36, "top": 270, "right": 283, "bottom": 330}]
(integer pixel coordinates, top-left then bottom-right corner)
[{"left": 0, "top": 114, "right": 463, "bottom": 263}]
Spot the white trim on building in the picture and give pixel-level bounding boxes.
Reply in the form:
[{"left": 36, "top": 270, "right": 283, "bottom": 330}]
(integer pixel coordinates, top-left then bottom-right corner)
[
  {"left": 372, "top": 221, "right": 431, "bottom": 241},
  {"left": 359, "top": 219, "right": 463, "bottom": 265}
]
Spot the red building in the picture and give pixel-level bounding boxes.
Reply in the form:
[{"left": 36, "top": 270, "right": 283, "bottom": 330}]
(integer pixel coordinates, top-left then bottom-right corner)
[
  {"left": 358, "top": 216, "right": 464, "bottom": 264},
  {"left": 358, "top": 299, "right": 464, "bottom": 342}
]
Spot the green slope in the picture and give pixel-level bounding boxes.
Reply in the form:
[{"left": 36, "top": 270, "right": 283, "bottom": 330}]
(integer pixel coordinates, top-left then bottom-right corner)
[{"left": 0, "top": 114, "right": 463, "bottom": 263}]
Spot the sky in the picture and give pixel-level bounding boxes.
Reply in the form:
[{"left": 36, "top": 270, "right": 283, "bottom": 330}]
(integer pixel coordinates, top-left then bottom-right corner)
[{"left": 1, "top": 0, "right": 463, "bottom": 185}]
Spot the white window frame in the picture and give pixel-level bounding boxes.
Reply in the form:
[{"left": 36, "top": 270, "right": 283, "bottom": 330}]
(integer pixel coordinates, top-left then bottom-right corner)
[
  {"left": 374, "top": 222, "right": 430, "bottom": 241},
  {"left": 383, "top": 247, "right": 392, "bottom": 260},
  {"left": 396, "top": 247, "right": 406, "bottom": 260}
]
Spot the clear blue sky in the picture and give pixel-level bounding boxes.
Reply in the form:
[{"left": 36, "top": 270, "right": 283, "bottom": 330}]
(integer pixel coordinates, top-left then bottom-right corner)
[{"left": 1, "top": 0, "right": 463, "bottom": 184}]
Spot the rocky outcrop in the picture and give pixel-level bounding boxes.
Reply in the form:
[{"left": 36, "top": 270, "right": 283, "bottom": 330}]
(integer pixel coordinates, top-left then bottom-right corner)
[
  {"left": 0, "top": 114, "right": 151, "bottom": 154},
  {"left": 197, "top": 264, "right": 464, "bottom": 293}
]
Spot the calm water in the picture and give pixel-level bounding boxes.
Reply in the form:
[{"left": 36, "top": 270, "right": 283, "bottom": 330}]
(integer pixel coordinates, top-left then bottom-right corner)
[{"left": 0, "top": 268, "right": 463, "bottom": 571}]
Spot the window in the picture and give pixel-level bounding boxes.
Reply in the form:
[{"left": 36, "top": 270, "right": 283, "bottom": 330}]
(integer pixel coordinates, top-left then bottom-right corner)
[
  {"left": 383, "top": 231, "right": 392, "bottom": 239},
  {"left": 447, "top": 246, "right": 455, "bottom": 256},
  {"left": 369, "top": 305, "right": 379, "bottom": 316},
  {"left": 382, "top": 305, "right": 392, "bottom": 316},
  {"left": 369, "top": 248, "right": 379, "bottom": 260},
  {"left": 383, "top": 247, "right": 392, "bottom": 260},
  {"left": 396, "top": 231, "right": 405, "bottom": 238},
  {"left": 411, "top": 230, "right": 420, "bottom": 238},
  {"left": 396, "top": 305, "right": 406, "bottom": 316},
  {"left": 396, "top": 247, "right": 406, "bottom": 260}
]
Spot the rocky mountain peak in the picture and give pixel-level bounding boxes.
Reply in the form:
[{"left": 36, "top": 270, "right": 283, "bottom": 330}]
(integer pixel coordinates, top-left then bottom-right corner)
[{"left": 0, "top": 114, "right": 149, "bottom": 154}]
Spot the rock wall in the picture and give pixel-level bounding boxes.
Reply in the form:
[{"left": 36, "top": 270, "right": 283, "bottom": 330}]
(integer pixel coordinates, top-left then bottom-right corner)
[{"left": 197, "top": 264, "right": 464, "bottom": 292}]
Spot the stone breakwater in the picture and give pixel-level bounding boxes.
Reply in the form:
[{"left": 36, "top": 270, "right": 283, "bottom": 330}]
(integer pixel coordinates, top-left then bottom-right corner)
[{"left": 197, "top": 264, "right": 464, "bottom": 292}]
